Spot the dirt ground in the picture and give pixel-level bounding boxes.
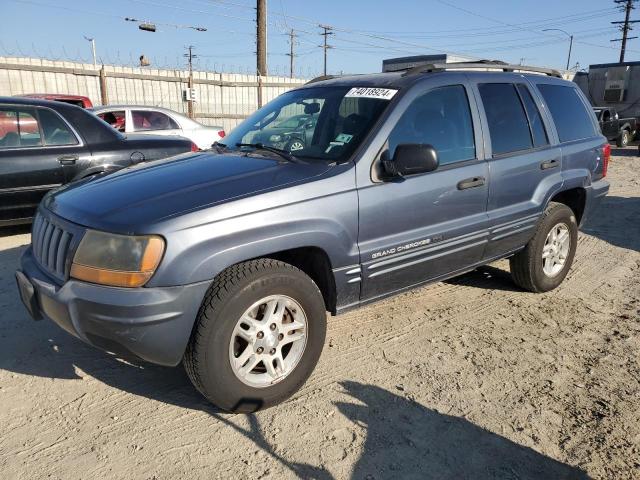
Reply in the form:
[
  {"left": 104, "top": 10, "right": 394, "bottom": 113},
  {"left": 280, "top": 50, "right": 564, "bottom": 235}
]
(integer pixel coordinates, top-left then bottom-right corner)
[{"left": 0, "top": 149, "right": 638, "bottom": 480}]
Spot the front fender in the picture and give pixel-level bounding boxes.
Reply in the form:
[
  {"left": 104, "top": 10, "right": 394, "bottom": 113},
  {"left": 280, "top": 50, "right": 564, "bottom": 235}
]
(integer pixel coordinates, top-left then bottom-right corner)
[{"left": 147, "top": 177, "right": 359, "bottom": 287}]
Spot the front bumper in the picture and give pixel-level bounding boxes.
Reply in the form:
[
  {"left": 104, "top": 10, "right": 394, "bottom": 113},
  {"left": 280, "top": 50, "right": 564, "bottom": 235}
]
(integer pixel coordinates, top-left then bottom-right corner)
[{"left": 17, "top": 247, "right": 210, "bottom": 366}]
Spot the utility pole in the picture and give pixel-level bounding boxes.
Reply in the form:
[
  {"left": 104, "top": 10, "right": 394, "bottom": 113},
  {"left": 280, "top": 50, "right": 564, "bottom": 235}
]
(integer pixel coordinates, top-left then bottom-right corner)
[
  {"left": 612, "top": 0, "right": 640, "bottom": 62},
  {"left": 286, "top": 29, "right": 296, "bottom": 78},
  {"left": 256, "top": 0, "right": 267, "bottom": 76},
  {"left": 84, "top": 36, "right": 96, "bottom": 67},
  {"left": 184, "top": 45, "right": 196, "bottom": 118},
  {"left": 320, "top": 25, "right": 333, "bottom": 76},
  {"left": 542, "top": 29, "right": 573, "bottom": 70}
]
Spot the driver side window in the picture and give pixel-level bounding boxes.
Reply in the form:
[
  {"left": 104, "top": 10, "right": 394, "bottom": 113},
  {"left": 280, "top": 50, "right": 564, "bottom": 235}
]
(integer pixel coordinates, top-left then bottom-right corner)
[{"left": 388, "top": 85, "right": 476, "bottom": 166}]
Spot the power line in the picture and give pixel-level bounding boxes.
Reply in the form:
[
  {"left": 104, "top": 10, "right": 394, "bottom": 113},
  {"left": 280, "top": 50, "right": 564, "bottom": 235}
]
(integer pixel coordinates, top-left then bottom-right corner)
[
  {"left": 353, "top": 10, "right": 619, "bottom": 39},
  {"left": 434, "top": 0, "right": 640, "bottom": 57},
  {"left": 352, "top": 8, "right": 618, "bottom": 36},
  {"left": 9, "top": 0, "right": 218, "bottom": 34}
]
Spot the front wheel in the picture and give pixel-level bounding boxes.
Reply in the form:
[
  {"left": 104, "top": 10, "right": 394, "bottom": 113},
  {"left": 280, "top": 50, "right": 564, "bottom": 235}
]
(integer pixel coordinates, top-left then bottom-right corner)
[
  {"left": 510, "top": 202, "right": 578, "bottom": 293},
  {"left": 286, "top": 138, "right": 305, "bottom": 152},
  {"left": 183, "top": 259, "right": 327, "bottom": 412}
]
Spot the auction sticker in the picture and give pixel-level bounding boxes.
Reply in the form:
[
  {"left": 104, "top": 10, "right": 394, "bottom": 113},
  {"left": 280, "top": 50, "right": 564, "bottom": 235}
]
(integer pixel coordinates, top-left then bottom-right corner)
[{"left": 345, "top": 87, "right": 398, "bottom": 100}]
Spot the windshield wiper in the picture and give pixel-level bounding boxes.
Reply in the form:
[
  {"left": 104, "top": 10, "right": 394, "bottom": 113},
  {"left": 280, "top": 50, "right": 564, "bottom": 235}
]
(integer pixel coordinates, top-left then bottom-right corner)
[{"left": 235, "top": 143, "right": 301, "bottom": 163}]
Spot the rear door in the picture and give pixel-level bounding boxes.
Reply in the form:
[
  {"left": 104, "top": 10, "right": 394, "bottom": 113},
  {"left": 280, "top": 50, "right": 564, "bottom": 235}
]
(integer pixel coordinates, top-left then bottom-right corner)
[
  {"left": 0, "top": 106, "right": 66, "bottom": 224},
  {"left": 534, "top": 81, "right": 603, "bottom": 202},
  {"left": 472, "top": 78, "right": 563, "bottom": 259},
  {"left": 357, "top": 78, "right": 489, "bottom": 301},
  {"left": 131, "top": 110, "right": 182, "bottom": 137}
]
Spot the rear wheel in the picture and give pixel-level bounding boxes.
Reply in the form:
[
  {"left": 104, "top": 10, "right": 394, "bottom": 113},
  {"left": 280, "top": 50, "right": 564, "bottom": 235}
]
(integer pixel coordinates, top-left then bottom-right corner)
[
  {"left": 510, "top": 202, "right": 578, "bottom": 292},
  {"left": 616, "top": 129, "right": 630, "bottom": 147},
  {"left": 183, "top": 259, "right": 326, "bottom": 412}
]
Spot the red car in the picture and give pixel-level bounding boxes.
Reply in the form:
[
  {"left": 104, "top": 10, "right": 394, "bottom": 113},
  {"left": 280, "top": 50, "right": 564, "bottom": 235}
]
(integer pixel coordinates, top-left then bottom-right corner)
[{"left": 17, "top": 94, "right": 94, "bottom": 109}]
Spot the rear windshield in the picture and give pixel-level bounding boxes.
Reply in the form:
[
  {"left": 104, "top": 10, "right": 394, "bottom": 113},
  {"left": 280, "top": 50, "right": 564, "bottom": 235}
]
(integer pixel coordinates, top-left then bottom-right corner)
[{"left": 537, "top": 84, "right": 598, "bottom": 142}]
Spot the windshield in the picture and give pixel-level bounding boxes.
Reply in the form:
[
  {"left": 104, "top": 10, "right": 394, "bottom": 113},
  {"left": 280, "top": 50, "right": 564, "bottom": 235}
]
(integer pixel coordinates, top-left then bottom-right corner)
[{"left": 222, "top": 86, "right": 395, "bottom": 162}]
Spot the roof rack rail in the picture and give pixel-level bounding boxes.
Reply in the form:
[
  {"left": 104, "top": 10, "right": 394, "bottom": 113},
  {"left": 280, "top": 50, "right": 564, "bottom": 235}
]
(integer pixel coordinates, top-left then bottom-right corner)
[
  {"left": 305, "top": 74, "right": 339, "bottom": 85},
  {"left": 401, "top": 60, "right": 562, "bottom": 78}
]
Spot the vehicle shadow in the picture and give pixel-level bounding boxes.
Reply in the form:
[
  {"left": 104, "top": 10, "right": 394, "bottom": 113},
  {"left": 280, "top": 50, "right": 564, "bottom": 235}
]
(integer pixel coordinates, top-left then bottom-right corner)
[
  {"left": 446, "top": 264, "right": 521, "bottom": 292},
  {"left": 335, "top": 381, "right": 589, "bottom": 479},
  {"left": 0, "top": 224, "right": 30, "bottom": 238},
  {"left": 0, "top": 307, "right": 590, "bottom": 479},
  {"left": 610, "top": 147, "right": 638, "bottom": 157},
  {"left": 581, "top": 195, "right": 640, "bottom": 253},
  {"left": 1, "top": 240, "right": 589, "bottom": 478}
]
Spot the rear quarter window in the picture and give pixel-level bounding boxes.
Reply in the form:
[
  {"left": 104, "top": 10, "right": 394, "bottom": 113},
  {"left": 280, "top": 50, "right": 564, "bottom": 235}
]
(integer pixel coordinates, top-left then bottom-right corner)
[{"left": 537, "top": 84, "right": 598, "bottom": 142}]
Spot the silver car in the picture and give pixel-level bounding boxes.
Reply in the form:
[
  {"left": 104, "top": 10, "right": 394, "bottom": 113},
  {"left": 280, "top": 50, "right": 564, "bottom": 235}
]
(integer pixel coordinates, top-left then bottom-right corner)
[{"left": 92, "top": 105, "right": 225, "bottom": 150}]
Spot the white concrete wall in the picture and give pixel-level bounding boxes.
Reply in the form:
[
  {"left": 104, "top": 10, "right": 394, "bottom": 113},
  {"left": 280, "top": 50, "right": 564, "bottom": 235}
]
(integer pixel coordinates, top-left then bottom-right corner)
[{"left": 0, "top": 56, "right": 307, "bottom": 133}]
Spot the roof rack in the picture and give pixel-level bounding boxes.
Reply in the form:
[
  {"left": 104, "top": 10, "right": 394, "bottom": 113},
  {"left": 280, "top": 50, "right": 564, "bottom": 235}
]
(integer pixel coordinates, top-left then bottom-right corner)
[{"left": 401, "top": 60, "right": 562, "bottom": 78}]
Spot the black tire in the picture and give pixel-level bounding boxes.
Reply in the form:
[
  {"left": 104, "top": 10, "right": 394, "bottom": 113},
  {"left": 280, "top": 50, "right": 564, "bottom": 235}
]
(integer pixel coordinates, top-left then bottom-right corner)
[
  {"left": 509, "top": 202, "right": 578, "bottom": 293},
  {"left": 616, "top": 129, "right": 629, "bottom": 147},
  {"left": 183, "top": 259, "right": 326, "bottom": 412}
]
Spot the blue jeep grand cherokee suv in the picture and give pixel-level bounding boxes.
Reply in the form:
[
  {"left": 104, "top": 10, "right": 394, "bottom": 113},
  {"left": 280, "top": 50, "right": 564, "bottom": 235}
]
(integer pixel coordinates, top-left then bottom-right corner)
[{"left": 16, "top": 62, "right": 610, "bottom": 411}]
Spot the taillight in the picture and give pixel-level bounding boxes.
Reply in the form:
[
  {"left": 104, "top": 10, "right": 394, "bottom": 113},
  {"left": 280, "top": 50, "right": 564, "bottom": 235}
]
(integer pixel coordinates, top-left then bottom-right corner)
[
  {"left": 218, "top": 130, "right": 226, "bottom": 138},
  {"left": 190, "top": 142, "right": 199, "bottom": 152},
  {"left": 602, "top": 143, "right": 610, "bottom": 178}
]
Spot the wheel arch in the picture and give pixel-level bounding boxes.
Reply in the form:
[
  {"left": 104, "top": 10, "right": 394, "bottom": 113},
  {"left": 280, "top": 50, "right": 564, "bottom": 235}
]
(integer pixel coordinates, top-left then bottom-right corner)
[
  {"left": 264, "top": 246, "right": 337, "bottom": 314},
  {"left": 71, "top": 164, "right": 122, "bottom": 182},
  {"left": 549, "top": 187, "right": 587, "bottom": 225}
]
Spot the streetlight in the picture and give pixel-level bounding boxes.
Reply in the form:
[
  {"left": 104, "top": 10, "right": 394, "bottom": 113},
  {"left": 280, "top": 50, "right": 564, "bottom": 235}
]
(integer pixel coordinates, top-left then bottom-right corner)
[
  {"left": 83, "top": 36, "right": 96, "bottom": 67},
  {"left": 543, "top": 28, "right": 573, "bottom": 71}
]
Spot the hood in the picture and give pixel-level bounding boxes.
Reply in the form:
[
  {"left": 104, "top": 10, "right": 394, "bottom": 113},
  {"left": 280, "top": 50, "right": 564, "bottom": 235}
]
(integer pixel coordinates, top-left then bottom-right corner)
[{"left": 44, "top": 152, "right": 332, "bottom": 232}]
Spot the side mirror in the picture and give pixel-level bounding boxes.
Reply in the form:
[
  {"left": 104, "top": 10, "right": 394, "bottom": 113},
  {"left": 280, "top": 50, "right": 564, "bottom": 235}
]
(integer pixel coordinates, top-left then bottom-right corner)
[{"left": 383, "top": 144, "right": 439, "bottom": 177}]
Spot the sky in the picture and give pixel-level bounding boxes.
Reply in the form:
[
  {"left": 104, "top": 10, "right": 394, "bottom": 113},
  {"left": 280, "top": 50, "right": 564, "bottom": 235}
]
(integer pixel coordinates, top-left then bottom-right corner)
[{"left": 1, "top": 0, "right": 637, "bottom": 77}]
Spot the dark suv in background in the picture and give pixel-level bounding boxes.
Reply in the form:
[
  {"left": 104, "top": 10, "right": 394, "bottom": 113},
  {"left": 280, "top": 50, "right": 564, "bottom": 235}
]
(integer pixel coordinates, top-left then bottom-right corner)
[{"left": 16, "top": 62, "right": 609, "bottom": 412}]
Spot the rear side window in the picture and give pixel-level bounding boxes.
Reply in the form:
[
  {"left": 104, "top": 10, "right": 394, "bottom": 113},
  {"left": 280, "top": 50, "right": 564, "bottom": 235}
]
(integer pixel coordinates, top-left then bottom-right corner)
[
  {"left": 98, "top": 110, "right": 126, "bottom": 132},
  {"left": 132, "top": 110, "right": 179, "bottom": 131},
  {"left": 479, "top": 83, "right": 532, "bottom": 156},
  {"left": 0, "top": 108, "right": 43, "bottom": 148},
  {"left": 38, "top": 109, "right": 79, "bottom": 146},
  {"left": 388, "top": 85, "right": 476, "bottom": 166},
  {"left": 537, "top": 84, "right": 597, "bottom": 142},
  {"left": 516, "top": 84, "right": 548, "bottom": 148}
]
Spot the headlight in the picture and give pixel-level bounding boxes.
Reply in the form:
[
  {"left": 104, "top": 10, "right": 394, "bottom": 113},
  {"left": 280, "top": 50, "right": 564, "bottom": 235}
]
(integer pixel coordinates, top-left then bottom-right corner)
[
  {"left": 269, "top": 134, "right": 282, "bottom": 142},
  {"left": 70, "top": 230, "right": 165, "bottom": 288}
]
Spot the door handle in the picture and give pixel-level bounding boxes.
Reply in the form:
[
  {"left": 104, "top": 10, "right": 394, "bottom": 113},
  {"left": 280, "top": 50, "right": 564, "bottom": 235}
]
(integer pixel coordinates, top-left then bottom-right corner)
[
  {"left": 457, "top": 176, "right": 485, "bottom": 190},
  {"left": 58, "top": 155, "right": 78, "bottom": 165},
  {"left": 540, "top": 159, "right": 559, "bottom": 170}
]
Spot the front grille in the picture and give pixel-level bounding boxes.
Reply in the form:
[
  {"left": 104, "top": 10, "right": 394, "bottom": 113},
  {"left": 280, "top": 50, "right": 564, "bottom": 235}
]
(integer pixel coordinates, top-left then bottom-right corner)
[{"left": 31, "top": 212, "right": 74, "bottom": 281}]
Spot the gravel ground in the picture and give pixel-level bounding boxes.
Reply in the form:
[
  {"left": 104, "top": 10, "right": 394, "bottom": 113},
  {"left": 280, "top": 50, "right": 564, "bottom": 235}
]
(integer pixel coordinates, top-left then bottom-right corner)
[{"left": 0, "top": 149, "right": 638, "bottom": 480}]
